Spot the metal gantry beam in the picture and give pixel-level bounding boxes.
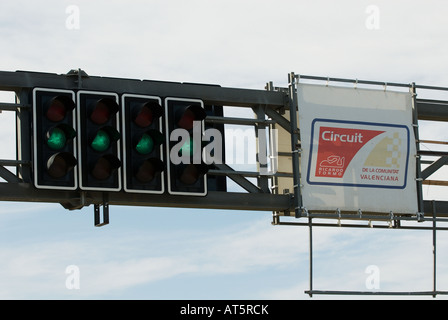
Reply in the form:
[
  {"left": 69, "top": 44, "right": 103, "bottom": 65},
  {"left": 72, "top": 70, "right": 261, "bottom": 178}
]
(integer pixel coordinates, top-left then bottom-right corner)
[
  {"left": 0, "top": 70, "right": 286, "bottom": 108},
  {"left": 0, "top": 182, "right": 292, "bottom": 212}
]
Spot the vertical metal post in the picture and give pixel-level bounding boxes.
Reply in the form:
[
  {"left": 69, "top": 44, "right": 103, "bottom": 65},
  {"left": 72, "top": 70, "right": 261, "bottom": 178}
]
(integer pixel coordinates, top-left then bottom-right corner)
[
  {"left": 94, "top": 193, "right": 110, "bottom": 227},
  {"left": 94, "top": 204, "right": 101, "bottom": 226},
  {"left": 15, "top": 89, "right": 32, "bottom": 183},
  {"left": 308, "top": 217, "right": 313, "bottom": 297},
  {"left": 253, "top": 105, "right": 270, "bottom": 193},
  {"left": 411, "top": 83, "right": 424, "bottom": 219},
  {"left": 288, "top": 73, "right": 302, "bottom": 218},
  {"left": 265, "top": 81, "right": 279, "bottom": 197},
  {"left": 432, "top": 200, "right": 437, "bottom": 298}
]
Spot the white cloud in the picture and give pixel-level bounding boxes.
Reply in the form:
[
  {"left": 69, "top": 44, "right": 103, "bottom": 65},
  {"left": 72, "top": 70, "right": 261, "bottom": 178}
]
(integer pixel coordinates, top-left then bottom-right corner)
[
  {"left": 0, "top": 207, "right": 447, "bottom": 299},
  {"left": 0, "top": 217, "right": 307, "bottom": 298}
]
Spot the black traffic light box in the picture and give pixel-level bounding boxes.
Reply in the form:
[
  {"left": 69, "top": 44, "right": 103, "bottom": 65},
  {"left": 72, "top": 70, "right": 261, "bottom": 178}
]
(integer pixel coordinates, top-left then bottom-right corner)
[
  {"left": 77, "top": 91, "right": 122, "bottom": 191},
  {"left": 165, "top": 97, "right": 209, "bottom": 196},
  {"left": 32, "top": 88, "right": 78, "bottom": 190},
  {"left": 122, "top": 94, "right": 165, "bottom": 194}
]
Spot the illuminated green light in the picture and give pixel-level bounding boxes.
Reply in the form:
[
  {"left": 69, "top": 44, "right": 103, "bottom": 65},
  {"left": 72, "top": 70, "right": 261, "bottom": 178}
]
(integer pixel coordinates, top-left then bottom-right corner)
[
  {"left": 91, "top": 129, "right": 111, "bottom": 152},
  {"left": 47, "top": 127, "right": 67, "bottom": 150},
  {"left": 136, "top": 133, "right": 154, "bottom": 155},
  {"left": 180, "top": 139, "right": 194, "bottom": 157}
]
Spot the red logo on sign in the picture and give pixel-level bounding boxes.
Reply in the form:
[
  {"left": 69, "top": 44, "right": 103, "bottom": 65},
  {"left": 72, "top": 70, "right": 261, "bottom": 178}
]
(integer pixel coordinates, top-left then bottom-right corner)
[{"left": 315, "top": 127, "right": 384, "bottom": 178}]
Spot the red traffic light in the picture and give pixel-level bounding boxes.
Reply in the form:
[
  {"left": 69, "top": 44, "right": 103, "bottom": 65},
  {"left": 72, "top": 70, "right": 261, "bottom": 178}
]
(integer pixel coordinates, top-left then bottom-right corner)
[
  {"left": 178, "top": 163, "right": 209, "bottom": 185},
  {"left": 134, "top": 101, "right": 163, "bottom": 128},
  {"left": 90, "top": 98, "right": 119, "bottom": 125},
  {"left": 176, "top": 104, "right": 207, "bottom": 130},
  {"left": 46, "top": 96, "right": 75, "bottom": 122}
]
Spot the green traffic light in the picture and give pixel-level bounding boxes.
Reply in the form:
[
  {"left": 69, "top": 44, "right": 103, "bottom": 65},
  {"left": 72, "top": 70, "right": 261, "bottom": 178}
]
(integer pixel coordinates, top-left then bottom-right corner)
[
  {"left": 46, "top": 127, "right": 67, "bottom": 150},
  {"left": 91, "top": 129, "right": 111, "bottom": 152},
  {"left": 180, "top": 138, "right": 195, "bottom": 157},
  {"left": 136, "top": 133, "right": 154, "bottom": 155}
]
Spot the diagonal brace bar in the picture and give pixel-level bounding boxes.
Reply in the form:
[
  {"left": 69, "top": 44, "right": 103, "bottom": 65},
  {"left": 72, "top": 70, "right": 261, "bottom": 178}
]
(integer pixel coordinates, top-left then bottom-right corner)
[
  {"left": 0, "top": 166, "right": 20, "bottom": 183},
  {"left": 421, "top": 156, "right": 448, "bottom": 180},
  {"left": 213, "top": 164, "right": 263, "bottom": 193}
]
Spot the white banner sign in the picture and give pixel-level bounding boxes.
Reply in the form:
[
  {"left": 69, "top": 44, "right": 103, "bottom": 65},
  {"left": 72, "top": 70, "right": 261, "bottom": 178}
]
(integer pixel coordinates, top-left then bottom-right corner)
[{"left": 298, "top": 83, "right": 418, "bottom": 214}]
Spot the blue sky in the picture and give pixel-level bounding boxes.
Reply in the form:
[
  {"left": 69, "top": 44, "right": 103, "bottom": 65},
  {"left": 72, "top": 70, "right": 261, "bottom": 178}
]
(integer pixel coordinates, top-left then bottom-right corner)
[{"left": 0, "top": 0, "right": 448, "bottom": 300}]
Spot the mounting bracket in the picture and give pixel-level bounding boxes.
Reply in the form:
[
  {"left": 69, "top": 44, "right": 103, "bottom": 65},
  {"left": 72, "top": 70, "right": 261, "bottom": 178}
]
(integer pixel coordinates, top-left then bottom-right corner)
[{"left": 94, "top": 194, "right": 109, "bottom": 227}]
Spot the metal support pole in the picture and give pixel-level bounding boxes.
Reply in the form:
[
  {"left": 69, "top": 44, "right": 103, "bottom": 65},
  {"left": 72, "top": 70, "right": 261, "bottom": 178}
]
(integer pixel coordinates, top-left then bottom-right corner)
[
  {"left": 433, "top": 200, "right": 437, "bottom": 298},
  {"left": 308, "top": 217, "right": 313, "bottom": 297},
  {"left": 15, "top": 89, "right": 31, "bottom": 183},
  {"left": 288, "top": 73, "right": 302, "bottom": 218},
  {"left": 411, "top": 84, "right": 425, "bottom": 219},
  {"left": 253, "top": 105, "right": 270, "bottom": 193}
]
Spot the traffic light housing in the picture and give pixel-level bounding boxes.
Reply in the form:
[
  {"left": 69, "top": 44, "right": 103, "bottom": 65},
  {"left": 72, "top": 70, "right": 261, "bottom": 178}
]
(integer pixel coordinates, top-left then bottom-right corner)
[
  {"left": 32, "top": 88, "right": 78, "bottom": 190},
  {"left": 32, "top": 79, "right": 226, "bottom": 199},
  {"left": 165, "top": 97, "right": 209, "bottom": 196},
  {"left": 77, "top": 91, "right": 122, "bottom": 191},
  {"left": 122, "top": 94, "right": 165, "bottom": 194}
]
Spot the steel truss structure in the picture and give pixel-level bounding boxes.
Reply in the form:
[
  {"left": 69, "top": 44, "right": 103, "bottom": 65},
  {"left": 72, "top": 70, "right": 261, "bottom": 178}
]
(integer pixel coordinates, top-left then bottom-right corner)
[{"left": 0, "top": 70, "right": 448, "bottom": 223}]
